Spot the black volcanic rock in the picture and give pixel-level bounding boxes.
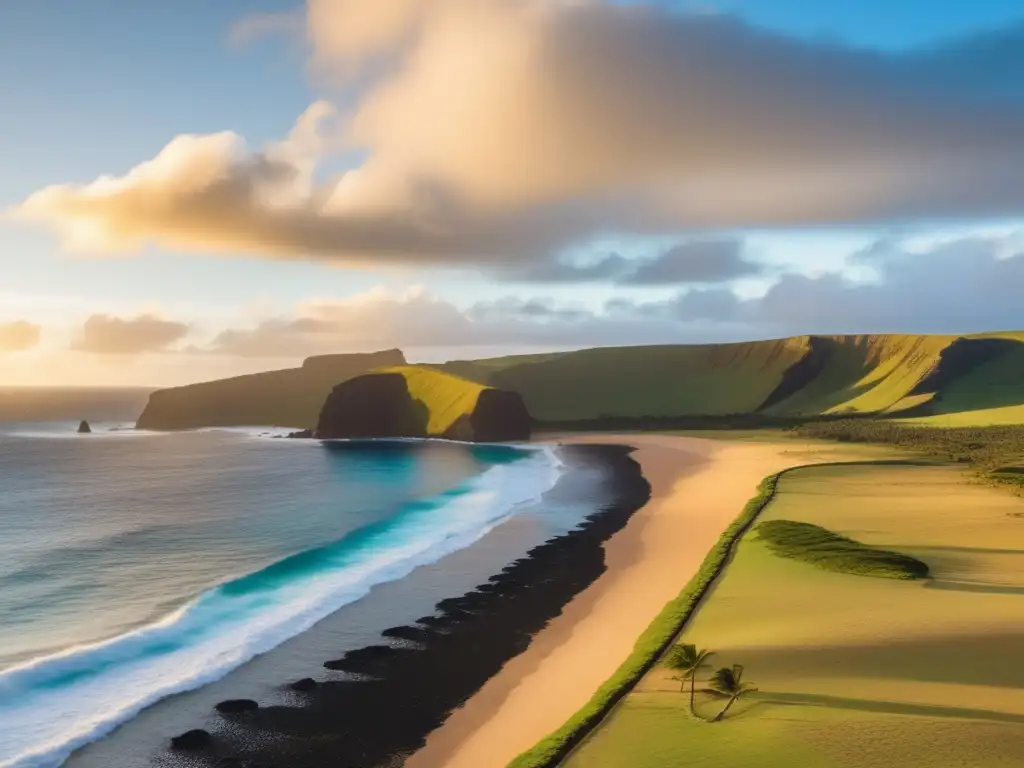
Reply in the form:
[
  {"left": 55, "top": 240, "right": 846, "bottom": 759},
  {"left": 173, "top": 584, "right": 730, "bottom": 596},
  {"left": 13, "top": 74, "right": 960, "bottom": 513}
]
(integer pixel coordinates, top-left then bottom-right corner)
[
  {"left": 216, "top": 699, "right": 259, "bottom": 714},
  {"left": 470, "top": 388, "right": 531, "bottom": 442},
  {"left": 170, "top": 729, "right": 211, "bottom": 750},
  {"left": 77, "top": 420, "right": 91, "bottom": 434},
  {"left": 315, "top": 373, "right": 426, "bottom": 439},
  {"left": 290, "top": 677, "right": 318, "bottom": 692}
]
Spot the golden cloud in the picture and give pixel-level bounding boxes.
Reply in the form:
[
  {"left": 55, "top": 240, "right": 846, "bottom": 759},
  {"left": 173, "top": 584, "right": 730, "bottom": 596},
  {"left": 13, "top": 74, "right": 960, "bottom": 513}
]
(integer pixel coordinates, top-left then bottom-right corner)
[{"left": 12, "top": 1, "right": 1024, "bottom": 267}]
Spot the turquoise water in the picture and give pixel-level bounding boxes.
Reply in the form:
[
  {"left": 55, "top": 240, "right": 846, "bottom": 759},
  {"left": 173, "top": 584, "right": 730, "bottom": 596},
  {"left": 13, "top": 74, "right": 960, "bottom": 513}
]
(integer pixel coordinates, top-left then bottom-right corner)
[{"left": 0, "top": 422, "right": 562, "bottom": 768}]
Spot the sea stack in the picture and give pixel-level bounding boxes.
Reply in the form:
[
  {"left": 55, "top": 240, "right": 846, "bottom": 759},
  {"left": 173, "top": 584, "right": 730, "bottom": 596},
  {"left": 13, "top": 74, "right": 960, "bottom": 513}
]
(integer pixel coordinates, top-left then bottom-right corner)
[
  {"left": 315, "top": 373, "right": 427, "bottom": 440},
  {"left": 77, "top": 420, "right": 92, "bottom": 434},
  {"left": 314, "top": 368, "right": 532, "bottom": 442}
]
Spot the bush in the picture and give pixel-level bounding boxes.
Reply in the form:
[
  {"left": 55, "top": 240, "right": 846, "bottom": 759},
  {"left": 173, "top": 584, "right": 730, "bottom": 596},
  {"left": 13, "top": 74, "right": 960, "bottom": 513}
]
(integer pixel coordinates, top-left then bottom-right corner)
[{"left": 755, "top": 519, "right": 929, "bottom": 580}]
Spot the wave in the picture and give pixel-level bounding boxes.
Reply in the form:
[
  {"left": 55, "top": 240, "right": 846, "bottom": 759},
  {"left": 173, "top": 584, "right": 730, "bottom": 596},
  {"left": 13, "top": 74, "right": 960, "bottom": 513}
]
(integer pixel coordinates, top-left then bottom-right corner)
[{"left": 0, "top": 445, "right": 564, "bottom": 768}]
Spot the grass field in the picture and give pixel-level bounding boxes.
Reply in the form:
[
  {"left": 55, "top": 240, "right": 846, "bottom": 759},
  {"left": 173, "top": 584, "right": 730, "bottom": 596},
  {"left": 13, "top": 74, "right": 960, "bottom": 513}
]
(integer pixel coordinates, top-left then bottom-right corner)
[{"left": 565, "top": 462, "right": 1024, "bottom": 768}]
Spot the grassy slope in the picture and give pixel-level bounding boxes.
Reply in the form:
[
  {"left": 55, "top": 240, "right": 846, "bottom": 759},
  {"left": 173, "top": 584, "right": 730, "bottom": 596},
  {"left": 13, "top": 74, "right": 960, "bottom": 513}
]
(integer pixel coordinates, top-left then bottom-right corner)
[
  {"left": 378, "top": 365, "right": 488, "bottom": 436},
  {"left": 566, "top": 462, "right": 1024, "bottom": 768},
  {"left": 904, "top": 341, "right": 1024, "bottom": 426},
  {"left": 450, "top": 333, "right": 1024, "bottom": 424},
  {"left": 479, "top": 339, "right": 812, "bottom": 421},
  {"left": 765, "top": 334, "right": 955, "bottom": 416}
]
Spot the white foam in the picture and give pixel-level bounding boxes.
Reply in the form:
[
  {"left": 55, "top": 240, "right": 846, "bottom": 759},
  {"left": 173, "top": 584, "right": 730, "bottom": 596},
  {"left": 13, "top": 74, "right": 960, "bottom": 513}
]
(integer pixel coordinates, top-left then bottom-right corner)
[{"left": 0, "top": 446, "right": 565, "bottom": 768}]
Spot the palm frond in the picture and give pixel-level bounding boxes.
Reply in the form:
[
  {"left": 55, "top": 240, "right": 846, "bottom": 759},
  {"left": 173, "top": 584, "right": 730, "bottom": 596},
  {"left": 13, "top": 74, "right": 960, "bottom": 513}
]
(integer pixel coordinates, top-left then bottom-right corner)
[
  {"left": 661, "top": 643, "right": 715, "bottom": 674},
  {"left": 707, "top": 664, "right": 754, "bottom": 696}
]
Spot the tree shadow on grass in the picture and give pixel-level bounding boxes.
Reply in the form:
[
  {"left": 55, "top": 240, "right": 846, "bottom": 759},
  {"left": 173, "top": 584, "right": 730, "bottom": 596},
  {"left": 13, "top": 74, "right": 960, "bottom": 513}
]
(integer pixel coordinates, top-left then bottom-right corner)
[
  {"left": 739, "top": 632, "right": 1024, "bottom": 690},
  {"left": 889, "top": 545, "right": 1024, "bottom": 557},
  {"left": 922, "top": 580, "right": 1024, "bottom": 595},
  {"left": 759, "top": 692, "right": 1024, "bottom": 725}
]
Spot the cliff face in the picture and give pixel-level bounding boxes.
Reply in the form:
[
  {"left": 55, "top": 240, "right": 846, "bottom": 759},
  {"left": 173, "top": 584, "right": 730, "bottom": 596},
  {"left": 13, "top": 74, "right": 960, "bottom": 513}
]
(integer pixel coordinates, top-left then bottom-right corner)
[
  {"left": 136, "top": 349, "right": 405, "bottom": 430},
  {"left": 315, "top": 369, "right": 532, "bottom": 442},
  {"left": 315, "top": 374, "right": 427, "bottom": 439},
  {"left": 469, "top": 389, "right": 531, "bottom": 442}
]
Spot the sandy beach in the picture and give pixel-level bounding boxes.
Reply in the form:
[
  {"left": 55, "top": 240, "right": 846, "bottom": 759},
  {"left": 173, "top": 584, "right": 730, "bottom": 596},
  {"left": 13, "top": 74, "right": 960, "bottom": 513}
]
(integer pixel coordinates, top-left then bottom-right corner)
[{"left": 408, "top": 433, "right": 864, "bottom": 768}]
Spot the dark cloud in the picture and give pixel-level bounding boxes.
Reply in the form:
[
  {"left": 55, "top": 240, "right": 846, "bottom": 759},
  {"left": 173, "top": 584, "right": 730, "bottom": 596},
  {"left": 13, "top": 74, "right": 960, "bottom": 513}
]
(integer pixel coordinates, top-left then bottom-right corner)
[
  {"left": 614, "top": 234, "right": 1024, "bottom": 335},
  {"left": 74, "top": 314, "right": 190, "bottom": 355},
  {"left": 504, "top": 253, "right": 633, "bottom": 283},
  {"left": 505, "top": 238, "right": 760, "bottom": 285},
  {"left": 622, "top": 239, "right": 760, "bottom": 285}
]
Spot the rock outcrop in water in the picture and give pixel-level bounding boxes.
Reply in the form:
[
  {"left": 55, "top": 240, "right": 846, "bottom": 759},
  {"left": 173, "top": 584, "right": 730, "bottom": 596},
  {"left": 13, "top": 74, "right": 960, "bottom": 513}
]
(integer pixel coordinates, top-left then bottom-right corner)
[
  {"left": 314, "top": 369, "right": 532, "bottom": 442},
  {"left": 469, "top": 388, "right": 531, "bottom": 442},
  {"left": 77, "top": 420, "right": 91, "bottom": 434},
  {"left": 315, "top": 373, "right": 427, "bottom": 439},
  {"left": 170, "top": 728, "right": 211, "bottom": 750},
  {"left": 215, "top": 699, "right": 259, "bottom": 714}
]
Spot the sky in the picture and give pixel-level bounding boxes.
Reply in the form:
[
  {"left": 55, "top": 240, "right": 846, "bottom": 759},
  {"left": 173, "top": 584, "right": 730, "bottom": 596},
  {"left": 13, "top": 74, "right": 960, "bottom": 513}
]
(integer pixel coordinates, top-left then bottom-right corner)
[{"left": 3, "top": 0, "right": 1024, "bottom": 386}]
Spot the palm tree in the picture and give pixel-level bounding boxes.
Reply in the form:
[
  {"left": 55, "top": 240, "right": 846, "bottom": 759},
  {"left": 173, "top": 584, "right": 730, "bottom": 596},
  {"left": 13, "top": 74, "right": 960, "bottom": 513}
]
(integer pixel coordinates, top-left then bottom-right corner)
[
  {"left": 703, "top": 664, "right": 758, "bottom": 722},
  {"left": 661, "top": 643, "right": 715, "bottom": 715}
]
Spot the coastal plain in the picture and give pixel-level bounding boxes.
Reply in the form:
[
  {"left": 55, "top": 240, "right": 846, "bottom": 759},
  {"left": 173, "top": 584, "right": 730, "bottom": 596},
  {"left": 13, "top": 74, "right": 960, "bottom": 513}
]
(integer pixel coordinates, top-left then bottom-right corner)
[{"left": 564, "top": 460, "right": 1024, "bottom": 768}]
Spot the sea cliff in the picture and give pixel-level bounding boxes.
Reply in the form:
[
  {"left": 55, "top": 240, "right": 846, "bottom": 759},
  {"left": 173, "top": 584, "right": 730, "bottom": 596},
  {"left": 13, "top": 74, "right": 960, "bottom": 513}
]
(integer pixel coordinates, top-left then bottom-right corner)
[
  {"left": 315, "top": 368, "right": 532, "bottom": 442},
  {"left": 136, "top": 350, "right": 405, "bottom": 430}
]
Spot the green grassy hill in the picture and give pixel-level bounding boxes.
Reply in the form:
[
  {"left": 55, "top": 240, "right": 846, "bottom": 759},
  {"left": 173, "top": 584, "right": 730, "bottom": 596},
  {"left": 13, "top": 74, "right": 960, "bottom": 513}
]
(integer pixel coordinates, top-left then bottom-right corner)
[
  {"left": 375, "top": 365, "right": 489, "bottom": 436},
  {"left": 134, "top": 333, "right": 1024, "bottom": 429},
  {"left": 438, "top": 339, "right": 813, "bottom": 421},
  {"left": 437, "top": 333, "right": 1024, "bottom": 426}
]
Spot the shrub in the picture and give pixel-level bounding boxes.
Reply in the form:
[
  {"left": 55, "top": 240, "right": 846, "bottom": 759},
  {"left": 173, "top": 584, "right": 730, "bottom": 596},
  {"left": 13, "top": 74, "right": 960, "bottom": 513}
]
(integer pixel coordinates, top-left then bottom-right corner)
[{"left": 755, "top": 519, "right": 929, "bottom": 580}]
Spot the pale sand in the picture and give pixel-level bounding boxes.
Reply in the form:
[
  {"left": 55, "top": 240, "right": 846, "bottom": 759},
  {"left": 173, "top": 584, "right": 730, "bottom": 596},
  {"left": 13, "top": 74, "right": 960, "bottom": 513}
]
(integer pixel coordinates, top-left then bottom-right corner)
[{"left": 406, "top": 433, "right": 878, "bottom": 768}]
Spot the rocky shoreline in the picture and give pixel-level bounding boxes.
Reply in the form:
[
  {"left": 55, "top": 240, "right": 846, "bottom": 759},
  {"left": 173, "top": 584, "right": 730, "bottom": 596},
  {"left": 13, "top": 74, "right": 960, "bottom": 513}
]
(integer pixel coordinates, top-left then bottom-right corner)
[{"left": 165, "top": 443, "right": 651, "bottom": 768}]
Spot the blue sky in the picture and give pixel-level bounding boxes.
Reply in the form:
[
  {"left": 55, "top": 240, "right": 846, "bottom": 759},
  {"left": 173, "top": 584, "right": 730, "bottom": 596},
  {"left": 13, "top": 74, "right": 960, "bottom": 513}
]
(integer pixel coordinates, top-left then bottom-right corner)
[{"left": 3, "top": 1, "right": 1024, "bottom": 384}]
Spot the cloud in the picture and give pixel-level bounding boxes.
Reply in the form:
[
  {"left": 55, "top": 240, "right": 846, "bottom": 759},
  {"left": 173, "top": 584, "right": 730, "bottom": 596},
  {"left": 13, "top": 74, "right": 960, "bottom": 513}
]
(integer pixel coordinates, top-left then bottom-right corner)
[
  {"left": 128, "top": 233, "right": 1024, "bottom": 360},
  {"left": 504, "top": 237, "right": 760, "bottom": 284},
  {"left": 622, "top": 239, "right": 760, "bottom": 285},
  {"left": 13, "top": 3, "right": 1024, "bottom": 268},
  {"left": 753, "top": 236, "right": 1024, "bottom": 333},
  {"left": 203, "top": 285, "right": 746, "bottom": 357},
  {"left": 227, "top": 10, "right": 305, "bottom": 47},
  {"left": 0, "top": 321, "right": 41, "bottom": 352},
  {"left": 505, "top": 252, "right": 634, "bottom": 283},
  {"left": 73, "top": 314, "right": 190, "bottom": 355},
  {"left": 618, "top": 233, "right": 1024, "bottom": 334}
]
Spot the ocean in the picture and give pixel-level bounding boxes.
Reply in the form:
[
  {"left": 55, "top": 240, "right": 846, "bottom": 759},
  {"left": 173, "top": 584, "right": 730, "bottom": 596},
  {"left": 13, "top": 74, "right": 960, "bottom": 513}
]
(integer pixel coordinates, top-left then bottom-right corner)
[{"left": 0, "top": 407, "right": 600, "bottom": 768}]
